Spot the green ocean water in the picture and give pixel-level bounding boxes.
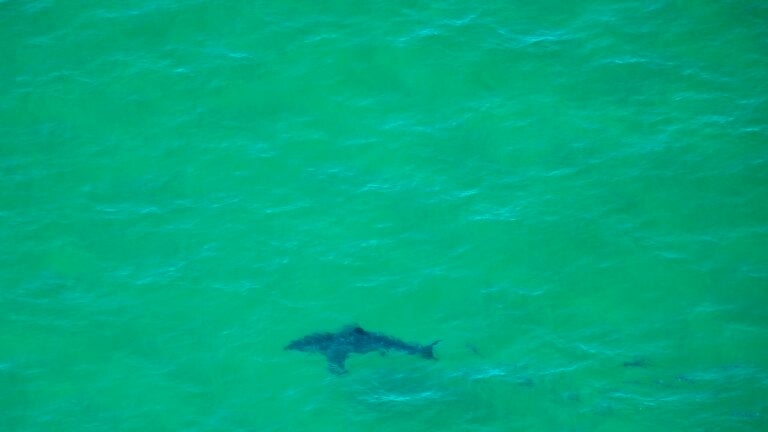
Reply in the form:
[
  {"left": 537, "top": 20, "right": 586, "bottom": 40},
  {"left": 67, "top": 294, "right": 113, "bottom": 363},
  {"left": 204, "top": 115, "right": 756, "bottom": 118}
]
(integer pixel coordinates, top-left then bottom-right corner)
[{"left": 2, "top": 0, "right": 767, "bottom": 430}]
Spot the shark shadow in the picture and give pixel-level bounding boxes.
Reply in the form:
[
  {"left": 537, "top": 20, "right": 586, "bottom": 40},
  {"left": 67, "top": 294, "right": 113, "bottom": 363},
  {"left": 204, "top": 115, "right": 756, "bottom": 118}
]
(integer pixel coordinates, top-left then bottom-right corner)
[{"left": 285, "top": 325, "right": 440, "bottom": 374}]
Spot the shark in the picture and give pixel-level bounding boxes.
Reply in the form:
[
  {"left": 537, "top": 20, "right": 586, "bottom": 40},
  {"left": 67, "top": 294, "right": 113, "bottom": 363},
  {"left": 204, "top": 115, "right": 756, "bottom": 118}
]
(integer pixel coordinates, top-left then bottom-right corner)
[{"left": 285, "top": 325, "right": 440, "bottom": 374}]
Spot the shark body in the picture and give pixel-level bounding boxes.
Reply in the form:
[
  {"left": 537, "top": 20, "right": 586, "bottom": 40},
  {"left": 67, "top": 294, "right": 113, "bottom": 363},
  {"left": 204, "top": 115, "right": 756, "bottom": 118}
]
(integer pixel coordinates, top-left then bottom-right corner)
[{"left": 285, "top": 325, "right": 440, "bottom": 374}]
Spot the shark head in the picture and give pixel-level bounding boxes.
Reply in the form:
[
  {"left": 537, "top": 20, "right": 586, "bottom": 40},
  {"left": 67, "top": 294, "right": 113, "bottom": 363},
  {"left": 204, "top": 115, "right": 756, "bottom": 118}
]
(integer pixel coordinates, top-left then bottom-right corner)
[
  {"left": 284, "top": 332, "right": 333, "bottom": 353},
  {"left": 284, "top": 340, "right": 304, "bottom": 351}
]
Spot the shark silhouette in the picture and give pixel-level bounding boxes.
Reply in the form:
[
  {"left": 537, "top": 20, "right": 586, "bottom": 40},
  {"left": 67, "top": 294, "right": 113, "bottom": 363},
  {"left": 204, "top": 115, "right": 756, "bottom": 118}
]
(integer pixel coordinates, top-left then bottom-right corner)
[{"left": 285, "top": 325, "right": 440, "bottom": 374}]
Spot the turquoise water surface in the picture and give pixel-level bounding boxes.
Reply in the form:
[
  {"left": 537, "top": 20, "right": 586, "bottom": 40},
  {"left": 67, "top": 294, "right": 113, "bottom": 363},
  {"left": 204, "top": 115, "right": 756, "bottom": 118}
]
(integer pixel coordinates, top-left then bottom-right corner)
[{"left": 2, "top": 1, "right": 767, "bottom": 431}]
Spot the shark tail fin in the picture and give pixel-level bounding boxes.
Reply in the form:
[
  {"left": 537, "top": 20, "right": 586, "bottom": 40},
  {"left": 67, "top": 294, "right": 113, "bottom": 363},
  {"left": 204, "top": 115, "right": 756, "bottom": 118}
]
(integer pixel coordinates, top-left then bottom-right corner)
[{"left": 421, "top": 340, "right": 441, "bottom": 360}]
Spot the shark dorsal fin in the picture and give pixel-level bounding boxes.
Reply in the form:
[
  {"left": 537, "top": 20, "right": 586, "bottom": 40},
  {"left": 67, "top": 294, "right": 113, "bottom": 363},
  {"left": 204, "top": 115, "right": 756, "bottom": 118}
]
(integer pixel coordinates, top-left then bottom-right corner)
[{"left": 342, "top": 324, "right": 366, "bottom": 335}]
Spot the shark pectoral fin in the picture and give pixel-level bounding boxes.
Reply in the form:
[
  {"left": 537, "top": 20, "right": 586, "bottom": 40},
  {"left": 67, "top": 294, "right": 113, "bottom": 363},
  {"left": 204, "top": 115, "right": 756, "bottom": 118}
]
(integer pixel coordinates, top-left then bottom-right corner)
[{"left": 326, "top": 349, "right": 348, "bottom": 375}]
